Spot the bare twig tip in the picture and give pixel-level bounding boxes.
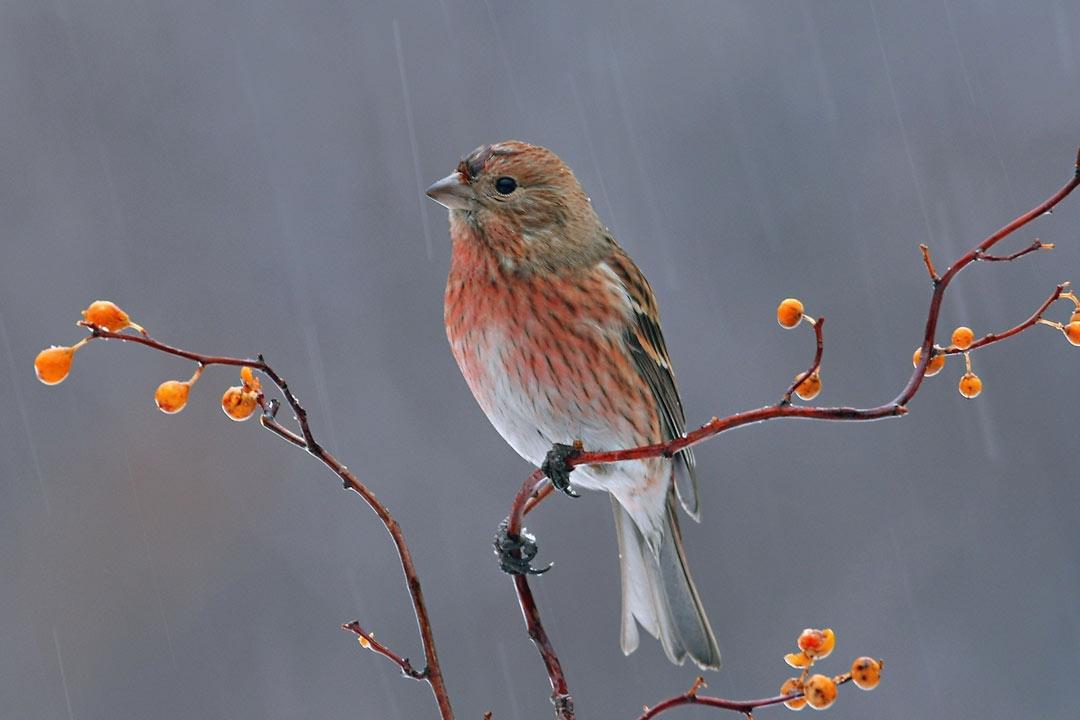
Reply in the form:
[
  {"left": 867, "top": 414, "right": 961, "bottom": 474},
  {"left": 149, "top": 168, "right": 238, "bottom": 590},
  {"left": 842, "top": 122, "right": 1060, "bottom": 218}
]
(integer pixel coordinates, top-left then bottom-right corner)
[{"left": 919, "top": 243, "right": 940, "bottom": 281}]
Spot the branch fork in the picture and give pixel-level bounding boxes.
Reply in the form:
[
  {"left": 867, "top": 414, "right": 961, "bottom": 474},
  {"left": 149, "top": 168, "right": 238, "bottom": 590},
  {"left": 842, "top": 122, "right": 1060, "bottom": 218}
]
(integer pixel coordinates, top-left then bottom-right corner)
[
  {"left": 501, "top": 148, "right": 1079, "bottom": 719},
  {"left": 53, "top": 147, "right": 1080, "bottom": 720}
]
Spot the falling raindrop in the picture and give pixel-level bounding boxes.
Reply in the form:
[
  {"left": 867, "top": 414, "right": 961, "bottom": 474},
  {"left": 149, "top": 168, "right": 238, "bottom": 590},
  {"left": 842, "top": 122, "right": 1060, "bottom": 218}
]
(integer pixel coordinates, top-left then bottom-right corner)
[{"left": 393, "top": 19, "right": 434, "bottom": 261}]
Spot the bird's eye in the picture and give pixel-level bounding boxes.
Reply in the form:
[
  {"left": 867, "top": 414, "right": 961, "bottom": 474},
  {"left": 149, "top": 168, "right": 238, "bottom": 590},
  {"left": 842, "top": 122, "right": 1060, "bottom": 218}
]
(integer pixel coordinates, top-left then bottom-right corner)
[{"left": 494, "top": 176, "right": 517, "bottom": 195}]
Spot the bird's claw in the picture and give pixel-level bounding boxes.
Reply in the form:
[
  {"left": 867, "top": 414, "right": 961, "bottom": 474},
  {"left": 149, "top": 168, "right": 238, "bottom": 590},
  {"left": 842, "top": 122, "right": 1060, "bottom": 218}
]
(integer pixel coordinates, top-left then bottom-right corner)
[
  {"left": 543, "top": 442, "right": 581, "bottom": 497},
  {"left": 494, "top": 519, "right": 551, "bottom": 576}
]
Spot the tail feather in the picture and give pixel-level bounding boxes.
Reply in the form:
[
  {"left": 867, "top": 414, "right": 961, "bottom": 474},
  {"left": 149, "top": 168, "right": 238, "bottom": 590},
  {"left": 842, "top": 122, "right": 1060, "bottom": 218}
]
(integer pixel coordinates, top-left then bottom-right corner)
[{"left": 612, "top": 495, "right": 721, "bottom": 669}]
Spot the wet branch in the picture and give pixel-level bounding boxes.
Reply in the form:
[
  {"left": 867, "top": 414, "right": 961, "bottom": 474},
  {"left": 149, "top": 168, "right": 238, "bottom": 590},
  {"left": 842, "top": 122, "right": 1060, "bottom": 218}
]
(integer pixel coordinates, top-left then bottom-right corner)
[
  {"left": 78, "top": 326, "right": 454, "bottom": 720},
  {"left": 975, "top": 238, "right": 1054, "bottom": 262},
  {"left": 637, "top": 671, "right": 861, "bottom": 720},
  {"left": 940, "top": 284, "right": 1069, "bottom": 355},
  {"left": 503, "top": 147, "right": 1080, "bottom": 718},
  {"left": 342, "top": 621, "right": 428, "bottom": 680},
  {"left": 780, "top": 317, "right": 825, "bottom": 405}
]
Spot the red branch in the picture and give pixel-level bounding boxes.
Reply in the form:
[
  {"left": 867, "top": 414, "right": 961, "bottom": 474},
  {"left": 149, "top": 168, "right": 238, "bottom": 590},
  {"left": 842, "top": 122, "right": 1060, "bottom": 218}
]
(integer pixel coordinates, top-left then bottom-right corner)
[
  {"left": 504, "top": 147, "right": 1080, "bottom": 718},
  {"left": 341, "top": 621, "right": 428, "bottom": 680},
  {"left": 940, "top": 284, "right": 1067, "bottom": 354},
  {"left": 516, "top": 574, "right": 574, "bottom": 717},
  {"left": 77, "top": 327, "right": 455, "bottom": 720},
  {"left": 976, "top": 238, "right": 1053, "bottom": 262},
  {"left": 780, "top": 317, "right": 825, "bottom": 404},
  {"left": 638, "top": 670, "right": 861, "bottom": 719}
]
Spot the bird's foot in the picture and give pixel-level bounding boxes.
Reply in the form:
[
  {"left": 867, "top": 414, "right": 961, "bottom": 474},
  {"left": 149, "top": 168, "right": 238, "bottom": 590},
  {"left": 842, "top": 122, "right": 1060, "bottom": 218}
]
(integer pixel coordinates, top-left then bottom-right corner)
[
  {"left": 493, "top": 519, "right": 551, "bottom": 576},
  {"left": 543, "top": 442, "right": 581, "bottom": 497}
]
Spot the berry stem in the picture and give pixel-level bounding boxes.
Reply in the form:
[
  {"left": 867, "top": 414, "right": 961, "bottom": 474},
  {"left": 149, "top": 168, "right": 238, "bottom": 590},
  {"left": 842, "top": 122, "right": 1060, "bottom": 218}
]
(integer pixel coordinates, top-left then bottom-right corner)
[
  {"left": 975, "top": 238, "right": 1055, "bottom": 262},
  {"left": 781, "top": 316, "right": 825, "bottom": 404},
  {"left": 938, "top": 285, "right": 1070, "bottom": 356}
]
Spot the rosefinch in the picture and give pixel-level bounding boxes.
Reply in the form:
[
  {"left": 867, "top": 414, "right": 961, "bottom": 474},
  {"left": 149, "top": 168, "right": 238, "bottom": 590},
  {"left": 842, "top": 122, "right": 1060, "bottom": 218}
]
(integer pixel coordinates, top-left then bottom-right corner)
[{"left": 427, "top": 141, "right": 721, "bottom": 669}]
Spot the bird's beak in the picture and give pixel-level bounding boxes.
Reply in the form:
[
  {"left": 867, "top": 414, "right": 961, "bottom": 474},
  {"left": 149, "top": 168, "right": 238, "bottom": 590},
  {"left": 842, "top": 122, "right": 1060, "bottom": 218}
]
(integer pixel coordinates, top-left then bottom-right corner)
[{"left": 425, "top": 171, "right": 474, "bottom": 210}]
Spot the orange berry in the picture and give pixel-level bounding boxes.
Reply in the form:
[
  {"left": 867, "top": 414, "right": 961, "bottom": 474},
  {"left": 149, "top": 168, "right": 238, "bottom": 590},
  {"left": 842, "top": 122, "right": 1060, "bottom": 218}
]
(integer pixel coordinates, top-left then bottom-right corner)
[
  {"left": 794, "top": 372, "right": 821, "bottom": 401},
  {"left": 1064, "top": 321, "right": 1080, "bottom": 346},
  {"left": 851, "top": 657, "right": 882, "bottom": 690},
  {"left": 777, "top": 298, "right": 805, "bottom": 329},
  {"left": 81, "top": 300, "right": 134, "bottom": 332},
  {"left": 797, "top": 628, "right": 834, "bottom": 659},
  {"left": 1070, "top": 309, "right": 1080, "bottom": 324},
  {"left": 34, "top": 346, "right": 75, "bottom": 385},
  {"left": 780, "top": 677, "right": 806, "bottom": 711},
  {"left": 803, "top": 674, "right": 837, "bottom": 710},
  {"left": 958, "top": 372, "right": 982, "bottom": 399},
  {"left": 912, "top": 347, "right": 945, "bottom": 377},
  {"left": 784, "top": 651, "right": 812, "bottom": 668},
  {"left": 221, "top": 385, "right": 258, "bottom": 421},
  {"left": 155, "top": 380, "right": 191, "bottom": 414},
  {"left": 357, "top": 634, "right": 371, "bottom": 650},
  {"left": 951, "top": 326, "right": 974, "bottom": 350}
]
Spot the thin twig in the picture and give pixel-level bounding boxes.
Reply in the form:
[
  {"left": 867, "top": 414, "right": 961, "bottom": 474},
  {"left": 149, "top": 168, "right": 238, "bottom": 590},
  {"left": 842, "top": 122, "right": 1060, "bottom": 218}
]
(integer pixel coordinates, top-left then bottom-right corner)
[
  {"left": 940, "top": 284, "right": 1068, "bottom": 355},
  {"left": 975, "top": 238, "right": 1053, "bottom": 262},
  {"left": 780, "top": 317, "right": 825, "bottom": 404},
  {"left": 515, "top": 575, "right": 574, "bottom": 719},
  {"left": 919, "top": 243, "right": 940, "bottom": 281},
  {"left": 502, "top": 469, "right": 573, "bottom": 717},
  {"left": 637, "top": 671, "right": 859, "bottom": 719},
  {"left": 342, "top": 621, "right": 428, "bottom": 680},
  {"left": 79, "top": 326, "right": 455, "bottom": 720}
]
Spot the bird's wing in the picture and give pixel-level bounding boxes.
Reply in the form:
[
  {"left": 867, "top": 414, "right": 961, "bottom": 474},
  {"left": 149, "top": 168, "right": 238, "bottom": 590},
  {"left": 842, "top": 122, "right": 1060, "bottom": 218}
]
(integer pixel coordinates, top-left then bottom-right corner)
[{"left": 604, "top": 249, "right": 701, "bottom": 520}]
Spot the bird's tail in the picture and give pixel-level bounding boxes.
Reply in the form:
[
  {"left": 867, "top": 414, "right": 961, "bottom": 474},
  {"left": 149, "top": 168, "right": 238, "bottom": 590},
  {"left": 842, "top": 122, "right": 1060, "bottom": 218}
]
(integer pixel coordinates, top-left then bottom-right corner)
[{"left": 612, "top": 493, "right": 721, "bottom": 670}]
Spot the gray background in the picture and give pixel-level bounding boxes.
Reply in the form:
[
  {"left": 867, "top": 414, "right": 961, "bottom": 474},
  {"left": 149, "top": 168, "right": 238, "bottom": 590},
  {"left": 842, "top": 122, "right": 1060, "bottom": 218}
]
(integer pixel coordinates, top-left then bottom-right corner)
[{"left": 2, "top": 1, "right": 1078, "bottom": 718}]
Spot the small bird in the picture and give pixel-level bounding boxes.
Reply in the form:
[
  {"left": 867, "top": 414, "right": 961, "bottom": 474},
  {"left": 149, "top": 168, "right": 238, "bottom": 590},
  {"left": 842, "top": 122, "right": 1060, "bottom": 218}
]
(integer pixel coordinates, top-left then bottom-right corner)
[{"left": 427, "top": 141, "right": 720, "bottom": 669}]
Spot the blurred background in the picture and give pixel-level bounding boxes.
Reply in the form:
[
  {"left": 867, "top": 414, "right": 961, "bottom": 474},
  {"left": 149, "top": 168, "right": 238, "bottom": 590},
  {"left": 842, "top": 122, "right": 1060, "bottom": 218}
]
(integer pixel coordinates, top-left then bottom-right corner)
[{"left": 2, "top": 1, "right": 1078, "bottom": 718}]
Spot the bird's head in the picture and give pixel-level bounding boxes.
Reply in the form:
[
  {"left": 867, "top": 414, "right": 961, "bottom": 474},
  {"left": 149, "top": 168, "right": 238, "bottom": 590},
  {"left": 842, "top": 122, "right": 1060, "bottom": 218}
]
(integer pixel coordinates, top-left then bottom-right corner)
[{"left": 426, "top": 141, "right": 608, "bottom": 271}]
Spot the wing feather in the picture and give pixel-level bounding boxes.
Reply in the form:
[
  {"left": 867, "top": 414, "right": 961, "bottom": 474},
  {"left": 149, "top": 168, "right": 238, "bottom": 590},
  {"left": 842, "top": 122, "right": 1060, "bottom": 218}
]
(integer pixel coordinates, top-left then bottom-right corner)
[{"left": 604, "top": 249, "right": 701, "bottom": 520}]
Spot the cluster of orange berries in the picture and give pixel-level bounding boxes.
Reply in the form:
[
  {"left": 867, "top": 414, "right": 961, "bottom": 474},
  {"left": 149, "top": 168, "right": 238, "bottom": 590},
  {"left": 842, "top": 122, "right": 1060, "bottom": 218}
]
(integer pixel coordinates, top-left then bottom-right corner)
[
  {"left": 780, "top": 287, "right": 1080, "bottom": 405},
  {"left": 912, "top": 289, "right": 1080, "bottom": 397},
  {"left": 911, "top": 325, "right": 983, "bottom": 399},
  {"left": 153, "top": 365, "right": 260, "bottom": 421},
  {"left": 779, "top": 627, "right": 881, "bottom": 712},
  {"left": 35, "top": 300, "right": 262, "bottom": 422},
  {"left": 776, "top": 298, "right": 821, "bottom": 401}
]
